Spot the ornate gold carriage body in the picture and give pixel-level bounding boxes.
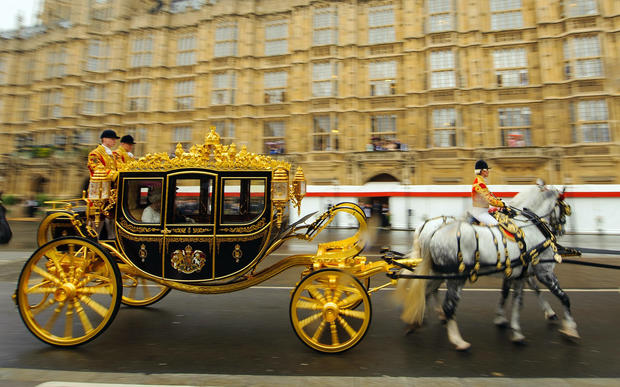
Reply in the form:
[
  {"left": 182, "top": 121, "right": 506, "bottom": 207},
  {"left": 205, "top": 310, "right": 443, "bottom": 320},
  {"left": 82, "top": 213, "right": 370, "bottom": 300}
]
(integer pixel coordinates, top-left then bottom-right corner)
[{"left": 14, "top": 130, "right": 417, "bottom": 353}]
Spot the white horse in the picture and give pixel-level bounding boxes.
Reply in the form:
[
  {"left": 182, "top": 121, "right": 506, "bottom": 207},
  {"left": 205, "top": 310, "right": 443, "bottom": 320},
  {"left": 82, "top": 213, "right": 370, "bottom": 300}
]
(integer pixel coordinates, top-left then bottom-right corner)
[{"left": 395, "top": 183, "right": 576, "bottom": 351}]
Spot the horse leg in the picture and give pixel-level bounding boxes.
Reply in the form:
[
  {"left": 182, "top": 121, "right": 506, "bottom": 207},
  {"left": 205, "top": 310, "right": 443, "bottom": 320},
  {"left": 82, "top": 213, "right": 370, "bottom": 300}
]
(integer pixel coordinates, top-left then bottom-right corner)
[
  {"left": 493, "top": 278, "right": 511, "bottom": 327},
  {"left": 443, "top": 278, "right": 470, "bottom": 351},
  {"left": 535, "top": 269, "right": 580, "bottom": 339},
  {"left": 426, "top": 279, "right": 445, "bottom": 322},
  {"left": 509, "top": 279, "right": 526, "bottom": 343},
  {"left": 527, "top": 275, "right": 557, "bottom": 321}
]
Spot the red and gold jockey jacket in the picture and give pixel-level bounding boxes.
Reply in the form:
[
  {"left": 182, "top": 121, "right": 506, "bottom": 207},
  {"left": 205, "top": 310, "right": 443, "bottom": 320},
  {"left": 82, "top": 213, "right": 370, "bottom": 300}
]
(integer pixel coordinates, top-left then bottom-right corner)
[
  {"left": 472, "top": 174, "right": 504, "bottom": 209},
  {"left": 113, "top": 147, "right": 134, "bottom": 165},
  {"left": 88, "top": 144, "right": 118, "bottom": 180}
]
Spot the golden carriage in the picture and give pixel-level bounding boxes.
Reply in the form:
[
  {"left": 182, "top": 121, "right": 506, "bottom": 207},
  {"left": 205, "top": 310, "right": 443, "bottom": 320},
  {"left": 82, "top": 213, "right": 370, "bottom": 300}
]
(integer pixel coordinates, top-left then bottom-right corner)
[{"left": 13, "top": 129, "right": 417, "bottom": 353}]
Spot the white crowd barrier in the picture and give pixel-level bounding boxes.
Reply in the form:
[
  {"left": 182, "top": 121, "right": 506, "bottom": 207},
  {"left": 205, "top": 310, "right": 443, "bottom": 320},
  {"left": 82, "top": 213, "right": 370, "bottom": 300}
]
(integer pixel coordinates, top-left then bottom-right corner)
[{"left": 290, "top": 184, "right": 620, "bottom": 235}]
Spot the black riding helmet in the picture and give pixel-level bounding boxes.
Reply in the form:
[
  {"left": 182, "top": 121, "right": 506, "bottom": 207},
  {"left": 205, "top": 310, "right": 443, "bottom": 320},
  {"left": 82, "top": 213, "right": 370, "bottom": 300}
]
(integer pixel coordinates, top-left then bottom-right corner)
[{"left": 475, "top": 159, "right": 489, "bottom": 170}]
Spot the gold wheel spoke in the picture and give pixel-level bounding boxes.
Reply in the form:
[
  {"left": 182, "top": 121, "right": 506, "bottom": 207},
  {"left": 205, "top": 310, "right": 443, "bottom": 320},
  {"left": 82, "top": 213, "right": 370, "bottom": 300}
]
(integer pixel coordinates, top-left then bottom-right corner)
[
  {"left": 329, "top": 322, "right": 339, "bottom": 346},
  {"left": 73, "top": 300, "right": 94, "bottom": 333},
  {"left": 340, "top": 309, "right": 367, "bottom": 319},
  {"left": 78, "top": 283, "right": 113, "bottom": 296},
  {"left": 31, "top": 297, "right": 57, "bottom": 316},
  {"left": 31, "top": 265, "right": 63, "bottom": 286},
  {"left": 64, "top": 302, "right": 74, "bottom": 338},
  {"left": 337, "top": 293, "right": 362, "bottom": 308},
  {"left": 298, "top": 311, "right": 323, "bottom": 329},
  {"left": 307, "top": 285, "right": 326, "bottom": 303},
  {"left": 78, "top": 295, "right": 110, "bottom": 318},
  {"left": 337, "top": 316, "right": 358, "bottom": 338},
  {"left": 299, "top": 296, "right": 322, "bottom": 305},
  {"left": 43, "top": 302, "right": 65, "bottom": 332},
  {"left": 311, "top": 321, "right": 327, "bottom": 341},
  {"left": 295, "top": 300, "right": 322, "bottom": 311},
  {"left": 48, "top": 254, "right": 68, "bottom": 283},
  {"left": 26, "top": 286, "right": 57, "bottom": 294}
]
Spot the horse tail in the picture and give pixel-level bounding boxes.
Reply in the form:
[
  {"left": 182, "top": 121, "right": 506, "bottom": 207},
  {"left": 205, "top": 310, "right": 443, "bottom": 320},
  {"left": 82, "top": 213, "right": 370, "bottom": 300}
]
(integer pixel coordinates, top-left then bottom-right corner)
[
  {"left": 395, "top": 227, "right": 431, "bottom": 326},
  {"left": 394, "top": 224, "right": 423, "bottom": 303}
]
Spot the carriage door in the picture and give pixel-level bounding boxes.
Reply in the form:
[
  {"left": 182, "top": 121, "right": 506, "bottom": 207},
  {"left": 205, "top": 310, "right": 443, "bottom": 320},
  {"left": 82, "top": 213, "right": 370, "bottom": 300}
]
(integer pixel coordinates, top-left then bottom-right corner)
[{"left": 162, "top": 172, "right": 217, "bottom": 282}]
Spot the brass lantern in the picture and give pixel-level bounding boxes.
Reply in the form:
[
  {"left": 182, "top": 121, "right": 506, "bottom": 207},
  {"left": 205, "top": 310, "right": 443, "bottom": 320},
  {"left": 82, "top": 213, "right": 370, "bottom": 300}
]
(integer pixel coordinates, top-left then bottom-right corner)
[
  {"left": 88, "top": 165, "right": 112, "bottom": 200},
  {"left": 291, "top": 166, "right": 306, "bottom": 215},
  {"left": 272, "top": 167, "right": 289, "bottom": 228}
]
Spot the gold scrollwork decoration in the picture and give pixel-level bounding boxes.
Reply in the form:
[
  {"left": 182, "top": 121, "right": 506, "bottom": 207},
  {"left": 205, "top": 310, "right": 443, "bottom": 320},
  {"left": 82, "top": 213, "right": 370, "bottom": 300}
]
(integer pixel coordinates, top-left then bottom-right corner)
[
  {"left": 118, "top": 128, "right": 290, "bottom": 173},
  {"left": 119, "top": 219, "right": 161, "bottom": 234},
  {"left": 221, "top": 218, "right": 267, "bottom": 234}
]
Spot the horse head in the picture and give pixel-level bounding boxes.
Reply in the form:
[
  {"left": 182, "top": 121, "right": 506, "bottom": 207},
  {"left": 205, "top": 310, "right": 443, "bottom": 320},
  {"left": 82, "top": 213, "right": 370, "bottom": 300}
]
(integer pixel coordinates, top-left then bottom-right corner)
[{"left": 509, "top": 181, "right": 570, "bottom": 236}]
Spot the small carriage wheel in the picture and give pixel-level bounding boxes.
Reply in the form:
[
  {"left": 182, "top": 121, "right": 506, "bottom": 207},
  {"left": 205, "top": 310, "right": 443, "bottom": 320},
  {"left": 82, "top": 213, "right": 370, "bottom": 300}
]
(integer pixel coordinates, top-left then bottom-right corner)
[
  {"left": 16, "top": 236, "right": 121, "bottom": 347},
  {"left": 37, "top": 212, "right": 78, "bottom": 247},
  {"left": 290, "top": 269, "right": 372, "bottom": 353},
  {"left": 121, "top": 273, "right": 171, "bottom": 307}
]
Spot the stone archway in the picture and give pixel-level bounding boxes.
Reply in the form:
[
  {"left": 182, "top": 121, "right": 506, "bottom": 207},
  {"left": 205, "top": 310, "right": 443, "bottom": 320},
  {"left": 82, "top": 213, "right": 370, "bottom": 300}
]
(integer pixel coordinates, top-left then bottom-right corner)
[{"left": 365, "top": 173, "right": 400, "bottom": 184}]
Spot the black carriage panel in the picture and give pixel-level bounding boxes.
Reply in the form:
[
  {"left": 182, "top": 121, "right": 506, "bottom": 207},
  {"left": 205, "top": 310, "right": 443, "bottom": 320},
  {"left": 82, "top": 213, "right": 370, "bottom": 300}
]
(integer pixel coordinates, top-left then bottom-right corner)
[
  {"left": 116, "top": 172, "right": 166, "bottom": 277},
  {"left": 162, "top": 171, "right": 217, "bottom": 282},
  {"left": 213, "top": 172, "right": 273, "bottom": 279}
]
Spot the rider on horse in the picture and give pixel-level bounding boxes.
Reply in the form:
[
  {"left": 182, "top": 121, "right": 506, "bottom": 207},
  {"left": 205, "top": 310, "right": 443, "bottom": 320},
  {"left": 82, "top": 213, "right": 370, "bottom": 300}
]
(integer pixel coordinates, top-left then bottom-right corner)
[{"left": 471, "top": 159, "right": 505, "bottom": 225}]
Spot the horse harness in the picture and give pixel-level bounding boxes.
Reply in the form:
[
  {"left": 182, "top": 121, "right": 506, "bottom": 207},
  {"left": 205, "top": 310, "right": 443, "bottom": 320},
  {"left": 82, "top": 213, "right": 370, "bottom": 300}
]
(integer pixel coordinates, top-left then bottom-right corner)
[{"left": 454, "top": 208, "right": 562, "bottom": 282}]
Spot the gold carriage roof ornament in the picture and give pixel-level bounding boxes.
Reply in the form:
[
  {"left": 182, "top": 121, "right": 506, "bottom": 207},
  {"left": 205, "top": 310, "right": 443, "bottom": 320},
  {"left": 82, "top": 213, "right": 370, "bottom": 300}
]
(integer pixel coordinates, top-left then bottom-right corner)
[{"left": 118, "top": 127, "right": 292, "bottom": 173}]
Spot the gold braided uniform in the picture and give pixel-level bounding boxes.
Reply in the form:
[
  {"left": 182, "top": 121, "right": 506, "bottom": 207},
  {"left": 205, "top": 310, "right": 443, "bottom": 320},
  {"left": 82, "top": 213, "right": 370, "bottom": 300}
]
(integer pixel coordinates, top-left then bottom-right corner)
[
  {"left": 113, "top": 147, "right": 135, "bottom": 165},
  {"left": 88, "top": 145, "right": 118, "bottom": 181},
  {"left": 472, "top": 174, "right": 504, "bottom": 209}
]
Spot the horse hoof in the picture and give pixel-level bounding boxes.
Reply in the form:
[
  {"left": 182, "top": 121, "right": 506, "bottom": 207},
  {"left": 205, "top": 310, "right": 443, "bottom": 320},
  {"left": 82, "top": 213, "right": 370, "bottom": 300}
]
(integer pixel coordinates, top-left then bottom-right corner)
[
  {"left": 559, "top": 327, "right": 581, "bottom": 340},
  {"left": 404, "top": 323, "right": 419, "bottom": 335},
  {"left": 511, "top": 332, "right": 526, "bottom": 344},
  {"left": 493, "top": 315, "right": 509, "bottom": 328},
  {"left": 455, "top": 341, "right": 471, "bottom": 351}
]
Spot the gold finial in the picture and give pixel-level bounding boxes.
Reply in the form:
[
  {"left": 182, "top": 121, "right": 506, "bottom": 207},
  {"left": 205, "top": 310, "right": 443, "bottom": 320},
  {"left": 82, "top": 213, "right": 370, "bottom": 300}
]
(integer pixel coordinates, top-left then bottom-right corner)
[
  {"left": 175, "top": 143, "right": 184, "bottom": 158},
  {"left": 205, "top": 127, "right": 220, "bottom": 146}
]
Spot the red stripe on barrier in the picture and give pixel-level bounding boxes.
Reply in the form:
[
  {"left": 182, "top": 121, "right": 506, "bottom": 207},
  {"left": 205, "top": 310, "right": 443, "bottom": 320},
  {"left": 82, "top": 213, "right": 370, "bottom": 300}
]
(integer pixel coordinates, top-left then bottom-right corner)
[{"left": 305, "top": 191, "right": 620, "bottom": 198}]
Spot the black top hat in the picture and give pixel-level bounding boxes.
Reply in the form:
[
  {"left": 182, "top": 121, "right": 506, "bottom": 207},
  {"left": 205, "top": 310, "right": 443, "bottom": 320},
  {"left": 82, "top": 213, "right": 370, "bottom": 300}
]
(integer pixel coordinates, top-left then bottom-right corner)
[
  {"left": 100, "top": 129, "right": 120, "bottom": 139},
  {"left": 475, "top": 159, "right": 490, "bottom": 170},
  {"left": 120, "top": 135, "right": 136, "bottom": 144}
]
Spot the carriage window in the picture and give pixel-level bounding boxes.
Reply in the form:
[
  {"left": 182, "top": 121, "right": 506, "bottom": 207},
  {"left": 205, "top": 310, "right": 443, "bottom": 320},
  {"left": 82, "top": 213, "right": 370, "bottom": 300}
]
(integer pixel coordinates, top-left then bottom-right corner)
[
  {"left": 123, "top": 179, "right": 163, "bottom": 224},
  {"left": 222, "top": 179, "right": 266, "bottom": 224},
  {"left": 171, "top": 177, "right": 214, "bottom": 224}
]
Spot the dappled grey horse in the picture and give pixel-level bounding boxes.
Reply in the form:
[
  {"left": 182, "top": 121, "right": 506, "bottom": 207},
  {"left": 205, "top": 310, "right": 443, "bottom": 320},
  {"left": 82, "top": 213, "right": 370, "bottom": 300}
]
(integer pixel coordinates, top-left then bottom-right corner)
[{"left": 395, "top": 183, "right": 575, "bottom": 350}]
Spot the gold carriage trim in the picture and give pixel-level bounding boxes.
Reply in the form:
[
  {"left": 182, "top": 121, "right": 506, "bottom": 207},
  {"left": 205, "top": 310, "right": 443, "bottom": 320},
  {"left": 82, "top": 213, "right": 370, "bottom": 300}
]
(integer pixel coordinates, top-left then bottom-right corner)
[{"left": 118, "top": 127, "right": 291, "bottom": 173}]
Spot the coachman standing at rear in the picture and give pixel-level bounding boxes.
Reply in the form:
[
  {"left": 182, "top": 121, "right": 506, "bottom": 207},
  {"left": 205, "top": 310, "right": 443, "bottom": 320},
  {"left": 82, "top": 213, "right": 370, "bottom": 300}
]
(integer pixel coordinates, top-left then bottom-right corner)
[
  {"left": 88, "top": 129, "right": 120, "bottom": 181},
  {"left": 471, "top": 159, "right": 505, "bottom": 225}
]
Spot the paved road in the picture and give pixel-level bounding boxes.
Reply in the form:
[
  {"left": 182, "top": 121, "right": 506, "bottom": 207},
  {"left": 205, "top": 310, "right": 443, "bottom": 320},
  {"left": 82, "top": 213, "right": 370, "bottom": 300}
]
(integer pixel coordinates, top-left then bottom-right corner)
[{"left": 1, "top": 221, "right": 619, "bottom": 386}]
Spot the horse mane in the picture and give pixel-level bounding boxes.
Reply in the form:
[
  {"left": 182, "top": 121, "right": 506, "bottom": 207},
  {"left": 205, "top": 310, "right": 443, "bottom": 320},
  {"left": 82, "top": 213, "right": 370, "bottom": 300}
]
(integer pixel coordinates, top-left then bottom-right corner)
[{"left": 508, "top": 184, "right": 557, "bottom": 216}]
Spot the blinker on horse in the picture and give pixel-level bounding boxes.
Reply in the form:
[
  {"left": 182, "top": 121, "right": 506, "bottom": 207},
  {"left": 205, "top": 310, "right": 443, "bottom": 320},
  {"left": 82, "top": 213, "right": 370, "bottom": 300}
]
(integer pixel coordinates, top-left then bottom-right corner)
[{"left": 395, "top": 183, "right": 576, "bottom": 351}]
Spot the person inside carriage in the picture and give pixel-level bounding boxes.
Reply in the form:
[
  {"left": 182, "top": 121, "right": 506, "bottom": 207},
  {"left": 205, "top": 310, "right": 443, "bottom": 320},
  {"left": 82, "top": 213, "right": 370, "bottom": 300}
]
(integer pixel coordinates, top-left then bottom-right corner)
[
  {"left": 471, "top": 159, "right": 506, "bottom": 225},
  {"left": 141, "top": 191, "right": 162, "bottom": 224}
]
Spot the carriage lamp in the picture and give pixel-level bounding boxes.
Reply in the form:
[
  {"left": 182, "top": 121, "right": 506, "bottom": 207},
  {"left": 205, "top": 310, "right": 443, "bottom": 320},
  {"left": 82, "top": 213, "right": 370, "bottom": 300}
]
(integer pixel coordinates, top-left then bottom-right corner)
[
  {"left": 87, "top": 165, "right": 113, "bottom": 229},
  {"left": 272, "top": 167, "right": 290, "bottom": 228},
  {"left": 291, "top": 166, "right": 306, "bottom": 216}
]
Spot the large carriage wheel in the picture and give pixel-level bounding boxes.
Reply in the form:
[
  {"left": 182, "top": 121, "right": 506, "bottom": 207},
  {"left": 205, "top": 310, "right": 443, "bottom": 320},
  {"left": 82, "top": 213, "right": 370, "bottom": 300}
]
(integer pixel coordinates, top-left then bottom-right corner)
[
  {"left": 121, "top": 273, "right": 171, "bottom": 307},
  {"left": 290, "top": 269, "right": 371, "bottom": 353},
  {"left": 16, "top": 236, "right": 121, "bottom": 347}
]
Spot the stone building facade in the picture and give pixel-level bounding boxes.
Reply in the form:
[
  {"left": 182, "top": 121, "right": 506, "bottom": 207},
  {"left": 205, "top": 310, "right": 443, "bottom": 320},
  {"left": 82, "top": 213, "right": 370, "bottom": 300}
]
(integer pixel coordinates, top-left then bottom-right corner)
[{"left": 0, "top": 0, "right": 618, "bottom": 198}]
